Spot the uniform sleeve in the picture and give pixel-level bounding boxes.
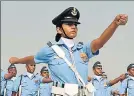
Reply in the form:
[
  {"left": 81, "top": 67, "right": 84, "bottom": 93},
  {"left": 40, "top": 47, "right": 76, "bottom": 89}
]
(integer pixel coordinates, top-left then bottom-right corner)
[
  {"left": 107, "top": 87, "right": 113, "bottom": 95},
  {"left": 119, "top": 79, "right": 127, "bottom": 94},
  {"left": 83, "top": 41, "right": 99, "bottom": 59},
  {"left": 38, "top": 75, "right": 44, "bottom": 83},
  {"left": 106, "top": 80, "right": 111, "bottom": 87},
  {"left": 1, "top": 71, "right": 6, "bottom": 80},
  {"left": 34, "top": 46, "right": 54, "bottom": 64},
  {"left": 12, "top": 76, "right": 21, "bottom": 92}
]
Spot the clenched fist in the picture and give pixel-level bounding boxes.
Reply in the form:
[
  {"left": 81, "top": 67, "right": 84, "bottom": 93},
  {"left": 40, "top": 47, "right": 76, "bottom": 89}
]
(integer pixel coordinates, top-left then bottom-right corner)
[
  {"left": 9, "top": 57, "right": 19, "bottom": 64},
  {"left": 114, "top": 14, "right": 128, "bottom": 25}
]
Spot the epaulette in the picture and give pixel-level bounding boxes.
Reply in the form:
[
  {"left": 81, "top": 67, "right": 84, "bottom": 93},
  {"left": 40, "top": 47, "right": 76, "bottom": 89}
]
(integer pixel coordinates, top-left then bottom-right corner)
[
  {"left": 47, "top": 41, "right": 53, "bottom": 47},
  {"left": 78, "top": 42, "right": 83, "bottom": 45},
  {"left": 77, "top": 42, "right": 83, "bottom": 50}
]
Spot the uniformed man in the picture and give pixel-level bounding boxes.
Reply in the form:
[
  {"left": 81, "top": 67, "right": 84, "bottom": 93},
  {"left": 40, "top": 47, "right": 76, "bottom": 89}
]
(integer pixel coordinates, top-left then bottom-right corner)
[
  {"left": 119, "top": 63, "right": 134, "bottom": 96},
  {"left": 1, "top": 64, "right": 17, "bottom": 96},
  {"left": 12, "top": 64, "right": 52, "bottom": 96},
  {"left": 89, "top": 61, "right": 126, "bottom": 96},
  {"left": 9, "top": 7, "right": 128, "bottom": 95},
  {"left": 39, "top": 66, "right": 52, "bottom": 96}
]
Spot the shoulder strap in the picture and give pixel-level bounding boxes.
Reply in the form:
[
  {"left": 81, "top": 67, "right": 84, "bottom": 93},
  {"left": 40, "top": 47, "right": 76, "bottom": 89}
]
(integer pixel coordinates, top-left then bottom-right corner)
[
  {"left": 126, "top": 78, "right": 129, "bottom": 96},
  {"left": 4, "top": 80, "right": 8, "bottom": 96},
  {"left": 47, "top": 41, "right": 86, "bottom": 87},
  {"left": 18, "top": 75, "right": 23, "bottom": 96}
]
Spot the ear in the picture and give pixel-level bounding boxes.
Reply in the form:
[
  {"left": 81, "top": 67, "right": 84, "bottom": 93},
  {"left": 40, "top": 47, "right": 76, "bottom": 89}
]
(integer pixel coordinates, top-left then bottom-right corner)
[
  {"left": 93, "top": 69, "right": 95, "bottom": 73},
  {"left": 56, "top": 27, "right": 62, "bottom": 34}
]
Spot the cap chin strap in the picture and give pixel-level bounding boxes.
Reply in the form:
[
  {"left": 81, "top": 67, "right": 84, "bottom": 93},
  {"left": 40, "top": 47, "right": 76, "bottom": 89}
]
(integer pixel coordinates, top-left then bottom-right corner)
[{"left": 61, "top": 27, "right": 73, "bottom": 39}]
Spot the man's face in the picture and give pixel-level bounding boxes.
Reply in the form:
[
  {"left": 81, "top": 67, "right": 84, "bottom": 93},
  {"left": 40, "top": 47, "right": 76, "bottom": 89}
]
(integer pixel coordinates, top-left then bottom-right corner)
[
  {"left": 8, "top": 68, "right": 17, "bottom": 77},
  {"left": 93, "top": 66, "right": 103, "bottom": 76},
  {"left": 26, "top": 64, "right": 36, "bottom": 73},
  {"left": 128, "top": 68, "right": 134, "bottom": 76},
  {"left": 58, "top": 22, "right": 78, "bottom": 39},
  {"left": 41, "top": 71, "right": 49, "bottom": 78}
]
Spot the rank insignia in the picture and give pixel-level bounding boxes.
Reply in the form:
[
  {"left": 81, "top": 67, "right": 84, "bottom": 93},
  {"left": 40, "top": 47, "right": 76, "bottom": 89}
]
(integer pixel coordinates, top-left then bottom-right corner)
[
  {"left": 104, "top": 82, "right": 107, "bottom": 87},
  {"left": 80, "top": 53, "right": 88, "bottom": 62}
]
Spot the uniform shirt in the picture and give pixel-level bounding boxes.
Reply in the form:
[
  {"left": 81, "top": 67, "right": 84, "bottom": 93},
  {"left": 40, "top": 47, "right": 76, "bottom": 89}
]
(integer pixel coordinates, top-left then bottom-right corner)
[
  {"left": 1, "top": 70, "right": 16, "bottom": 96},
  {"left": 39, "top": 82, "right": 52, "bottom": 96},
  {"left": 1, "top": 70, "right": 6, "bottom": 95},
  {"left": 119, "top": 76, "right": 134, "bottom": 96},
  {"left": 13, "top": 73, "right": 43, "bottom": 96},
  {"left": 34, "top": 39, "right": 99, "bottom": 85},
  {"left": 5, "top": 77, "right": 16, "bottom": 96},
  {"left": 92, "top": 76, "right": 113, "bottom": 96}
]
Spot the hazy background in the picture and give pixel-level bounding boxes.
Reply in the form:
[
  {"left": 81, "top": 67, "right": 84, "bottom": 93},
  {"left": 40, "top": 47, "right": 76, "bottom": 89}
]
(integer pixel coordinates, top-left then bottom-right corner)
[{"left": 1, "top": 1, "right": 134, "bottom": 87}]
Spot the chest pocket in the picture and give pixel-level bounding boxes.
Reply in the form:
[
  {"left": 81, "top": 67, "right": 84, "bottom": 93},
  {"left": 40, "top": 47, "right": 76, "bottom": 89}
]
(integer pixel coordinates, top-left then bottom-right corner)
[
  {"left": 21, "top": 79, "right": 28, "bottom": 87},
  {"left": 76, "top": 52, "right": 89, "bottom": 65},
  {"left": 33, "top": 78, "right": 41, "bottom": 86},
  {"left": 49, "top": 55, "right": 66, "bottom": 65},
  {"left": 76, "top": 47, "right": 88, "bottom": 64},
  {"left": 128, "top": 80, "right": 134, "bottom": 89},
  {"left": 78, "top": 59, "right": 88, "bottom": 65}
]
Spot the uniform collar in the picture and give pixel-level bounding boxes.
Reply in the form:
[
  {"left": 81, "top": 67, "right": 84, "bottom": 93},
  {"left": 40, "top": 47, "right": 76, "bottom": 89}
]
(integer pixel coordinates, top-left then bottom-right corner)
[
  {"left": 61, "top": 37, "right": 74, "bottom": 48},
  {"left": 93, "top": 75, "right": 104, "bottom": 81},
  {"left": 56, "top": 39, "right": 65, "bottom": 45},
  {"left": 27, "top": 72, "right": 33, "bottom": 78},
  {"left": 128, "top": 76, "right": 134, "bottom": 80},
  {"left": 23, "top": 72, "right": 34, "bottom": 78},
  {"left": 56, "top": 39, "right": 81, "bottom": 51},
  {"left": 11, "top": 77, "right": 16, "bottom": 81}
]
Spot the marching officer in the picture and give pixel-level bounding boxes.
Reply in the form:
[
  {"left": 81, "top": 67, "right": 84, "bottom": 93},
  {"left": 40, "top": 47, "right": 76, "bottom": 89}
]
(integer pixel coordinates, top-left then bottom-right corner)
[
  {"left": 1, "top": 64, "right": 17, "bottom": 96},
  {"left": 9, "top": 7, "right": 128, "bottom": 95},
  {"left": 12, "top": 64, "right": 52, "bottom": 96},
  {"left": 39, "top": 66, "right": 52, "bottom": 96},
  {"left": 89, "top": 61, "right": 126, "bottom": 96},
  {"left": 119, "top": 63, "right": 134, "bottom": 96}
]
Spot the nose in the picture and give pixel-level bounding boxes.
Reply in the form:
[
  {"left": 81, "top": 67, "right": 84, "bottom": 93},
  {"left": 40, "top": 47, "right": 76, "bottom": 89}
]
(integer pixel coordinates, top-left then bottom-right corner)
[{"left": 71, "top": 24, "right": 77, "bottom": 29}]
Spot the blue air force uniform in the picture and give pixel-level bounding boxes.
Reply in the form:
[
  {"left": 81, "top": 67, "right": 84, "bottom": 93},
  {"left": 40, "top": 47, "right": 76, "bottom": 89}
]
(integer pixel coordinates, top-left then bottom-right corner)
[
  {"left": 34, "top": 39, "right": 99, "bottom": 85},
  {"left": 39, "top": 66, "right": 52, "bottom": 96},
  {"left": 119, "top": 63, "right": 134, "bottom": 96},
  {"left": 1, "top": 64, "right": 17, "bottom": 96},
  {"left": 13, "top": 73, "right": 43, "bottom": 96}
]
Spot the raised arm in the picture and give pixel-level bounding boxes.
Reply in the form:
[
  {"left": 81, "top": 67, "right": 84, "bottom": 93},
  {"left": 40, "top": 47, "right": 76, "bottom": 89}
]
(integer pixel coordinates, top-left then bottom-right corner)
[
  {"left": 42, "top": 77, "right": 53, "bottom": 83},
  {"left": 91, "top": 14, "right": 128, "bottom": 53},
  {"left": 4, "top": 73, "right": 15, "bottom": 79},
  {"left": 9, "top": 56, "right": 35, "bottom": 65},
  {"left": 109, "top": 74, "right": 126, "bottom": 86}
]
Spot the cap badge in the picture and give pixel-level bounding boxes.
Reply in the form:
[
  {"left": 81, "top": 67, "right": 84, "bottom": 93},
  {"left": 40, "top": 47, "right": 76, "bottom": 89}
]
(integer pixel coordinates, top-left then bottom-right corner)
[{"left": 71, "top": 7, "right": 77, "bottom": 16}]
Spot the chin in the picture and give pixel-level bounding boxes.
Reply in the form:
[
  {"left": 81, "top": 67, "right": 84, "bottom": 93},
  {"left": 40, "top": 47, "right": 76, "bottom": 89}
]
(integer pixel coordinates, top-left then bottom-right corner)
[{"left": 70, "top": 35, "right": 77, "bottom": 38}]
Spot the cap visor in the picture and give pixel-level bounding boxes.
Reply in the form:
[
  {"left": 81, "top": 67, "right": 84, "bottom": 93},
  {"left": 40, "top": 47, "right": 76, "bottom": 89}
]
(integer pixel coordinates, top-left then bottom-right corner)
[{"left": 61, "top": 19, "right": 80, "bottom": 24}]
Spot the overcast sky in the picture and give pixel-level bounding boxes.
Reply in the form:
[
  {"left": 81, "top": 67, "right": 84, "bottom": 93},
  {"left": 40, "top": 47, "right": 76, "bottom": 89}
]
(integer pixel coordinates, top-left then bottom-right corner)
[{"left": 1, "top": 1, "right": 134, "bottom": 86}]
